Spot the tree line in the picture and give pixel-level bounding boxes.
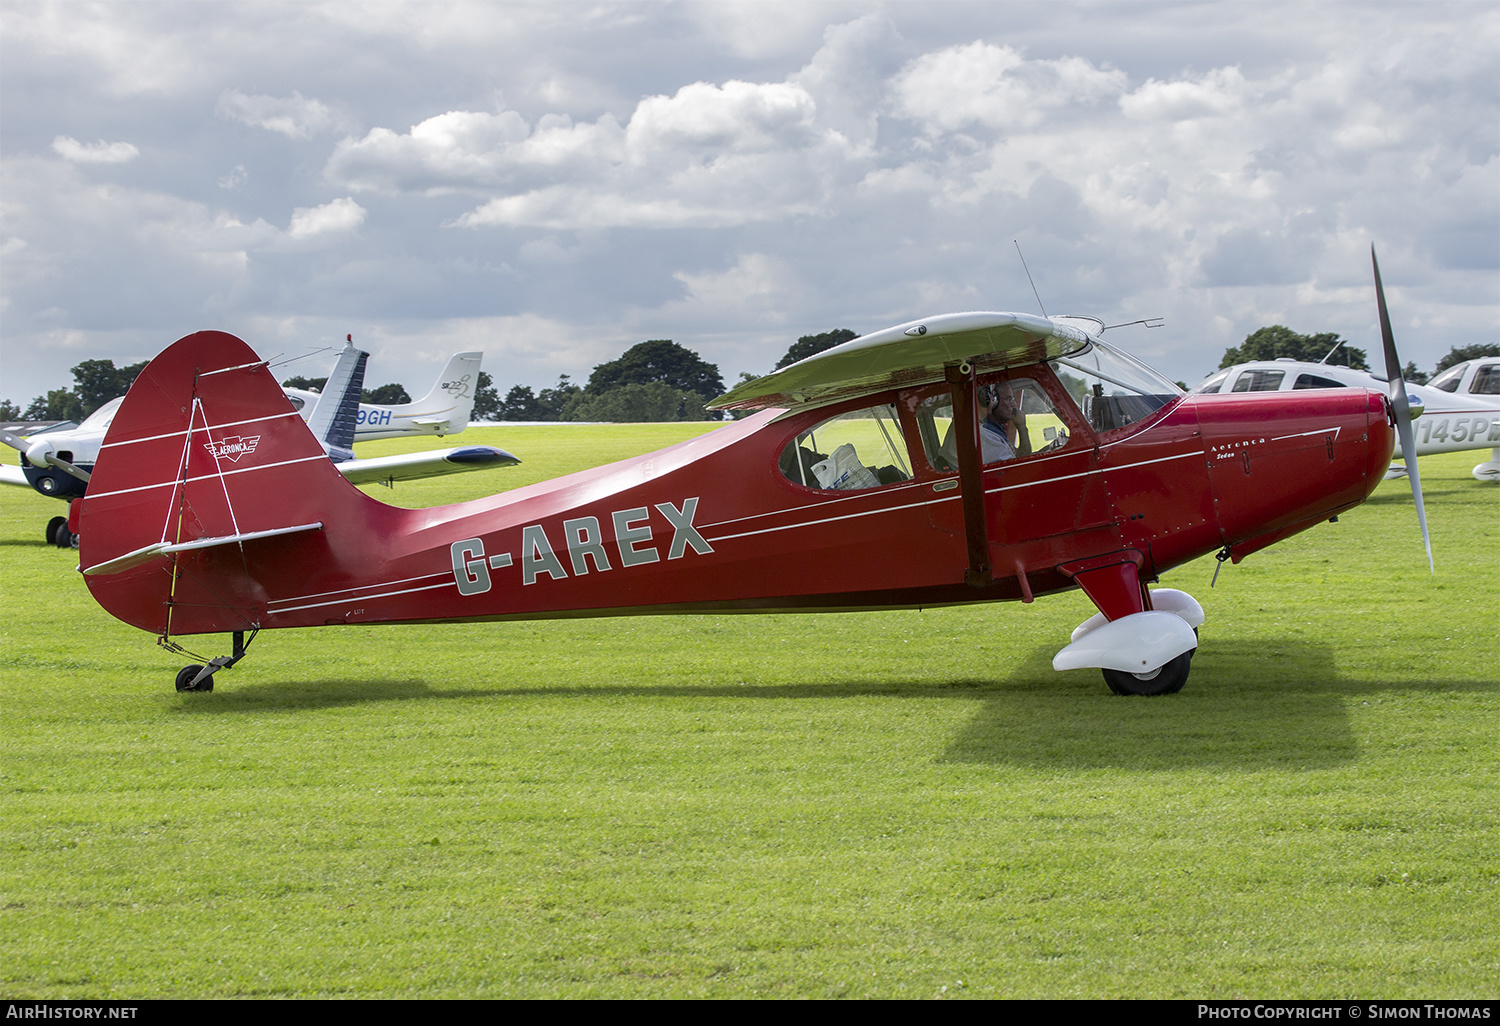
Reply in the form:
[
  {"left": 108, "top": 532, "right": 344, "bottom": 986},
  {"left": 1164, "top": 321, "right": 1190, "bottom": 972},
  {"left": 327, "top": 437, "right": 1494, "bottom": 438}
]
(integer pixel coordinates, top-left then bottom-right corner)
[
  {"left": 0, "top": 358, "right": 417, "bottom": 423},
  {"left": 6, "top": 327, "right": 1494, "bottom": 425},
  {"left": 1215, "top": 326, "right": 1497, "bottom": 385},
  {"left": 473, "top": 329, "right": 859, "bottom": 422}
]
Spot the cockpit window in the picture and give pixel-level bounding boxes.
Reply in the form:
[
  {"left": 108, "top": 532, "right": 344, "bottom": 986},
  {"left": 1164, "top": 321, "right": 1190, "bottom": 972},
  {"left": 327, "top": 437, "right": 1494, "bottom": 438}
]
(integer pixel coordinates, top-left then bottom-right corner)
[
  {"left": 1196, "top": 370, "right": 1230, "bottom": 394},
  {"left": 1230, "top": 369, "right": 1285, "bottom": 392},
  {"left": 1472, "top": 364, "right": 1499, "bottom": 395},
  {"left": 781, "top": 403, "right": 912, "bottom": 490},
  {"left": 1050, "top": 341, "right": 1181, "bottom": 434},
  {"left": 78, "top": 396, "right": 125, "bottom": 430},
  {"left": 1428, "top": 364, "right": 1465, "bottom": 393},
  {"left": 1293, "top": 373, "right": 1344, "bottom": 390},
  {"left": 914, "top": 378, "right": 1069, "bottom": 471}
]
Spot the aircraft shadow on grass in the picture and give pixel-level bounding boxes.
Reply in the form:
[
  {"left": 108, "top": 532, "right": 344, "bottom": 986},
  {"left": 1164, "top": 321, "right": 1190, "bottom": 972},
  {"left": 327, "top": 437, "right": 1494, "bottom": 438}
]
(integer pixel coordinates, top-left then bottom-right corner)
[
  {"left": 944, "top": 641, "right": 1500, "bottom": 771},
  {"left": 173, "top": 640, "right": 1496, "bottom": 776}
]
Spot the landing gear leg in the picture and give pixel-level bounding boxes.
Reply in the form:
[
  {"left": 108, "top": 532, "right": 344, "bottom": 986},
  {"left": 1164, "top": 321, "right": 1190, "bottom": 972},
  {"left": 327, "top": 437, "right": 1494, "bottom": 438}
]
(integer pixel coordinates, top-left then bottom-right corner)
[{"left": 170, "top": 629, "right": 255, "bottom": 693}]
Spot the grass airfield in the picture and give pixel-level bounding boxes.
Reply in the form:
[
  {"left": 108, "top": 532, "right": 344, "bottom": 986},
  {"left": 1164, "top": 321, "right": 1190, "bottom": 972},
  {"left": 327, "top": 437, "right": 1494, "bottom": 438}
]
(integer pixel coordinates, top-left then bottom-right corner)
[{"left": 2, "top": 424, "right": 1496, "bottom": 999}]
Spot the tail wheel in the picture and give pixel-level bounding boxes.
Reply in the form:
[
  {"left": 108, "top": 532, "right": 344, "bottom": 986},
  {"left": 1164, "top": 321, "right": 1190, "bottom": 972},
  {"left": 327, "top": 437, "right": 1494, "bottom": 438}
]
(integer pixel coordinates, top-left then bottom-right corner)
[
  {"left": 175, "top": 665, "right": 214, "bottom": 692},
  {"left": 1102, "top": 651, "right": 1192, "bottom": 696}
]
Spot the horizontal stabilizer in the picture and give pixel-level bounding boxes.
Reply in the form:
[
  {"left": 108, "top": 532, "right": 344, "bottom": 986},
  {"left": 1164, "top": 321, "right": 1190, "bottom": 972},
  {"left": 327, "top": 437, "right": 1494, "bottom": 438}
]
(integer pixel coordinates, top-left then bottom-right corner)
[
  {"left": 83, "top": 522, "right": 325, "bottom": 577},
  {"left": 337, "top": 445, "right": 520, "bottom": 486}
]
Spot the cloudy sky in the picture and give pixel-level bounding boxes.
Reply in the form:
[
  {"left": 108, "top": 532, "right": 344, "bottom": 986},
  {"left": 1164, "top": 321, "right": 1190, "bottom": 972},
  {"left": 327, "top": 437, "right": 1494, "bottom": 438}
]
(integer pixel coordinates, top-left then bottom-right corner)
[{"left": 2, "top": 1, "right": 1495, "bottom": 407}]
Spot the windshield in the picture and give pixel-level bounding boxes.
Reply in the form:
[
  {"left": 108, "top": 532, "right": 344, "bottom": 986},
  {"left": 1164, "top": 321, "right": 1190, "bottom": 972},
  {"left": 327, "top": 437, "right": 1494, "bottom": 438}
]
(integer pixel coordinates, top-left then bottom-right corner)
[
  {"left": 1428, "top": 364, "right": 1465, "bottom": 393},
  {"left": 1050, "top": 341, "right": 1182, "bottom": 434},
  {"left": 78, "top": 396, "right": 125, "bottom": 431}
]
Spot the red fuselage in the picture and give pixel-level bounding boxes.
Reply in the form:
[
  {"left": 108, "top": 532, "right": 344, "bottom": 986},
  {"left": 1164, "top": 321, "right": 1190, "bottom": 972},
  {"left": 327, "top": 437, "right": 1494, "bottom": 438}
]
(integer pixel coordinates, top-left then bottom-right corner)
[{"left": 80, "top": 334, "right": 1393, "bottom": 638}]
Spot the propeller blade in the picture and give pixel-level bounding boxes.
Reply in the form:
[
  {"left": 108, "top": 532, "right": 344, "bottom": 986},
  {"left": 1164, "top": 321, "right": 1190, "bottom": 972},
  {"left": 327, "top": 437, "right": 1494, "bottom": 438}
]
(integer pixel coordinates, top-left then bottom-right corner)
[
  {"left": 1372, "top": 245, "right": 1433, "bottom": 573},
  {"left": 45, "top": 453, "right": 91, "bottom": 483},
  {"left": 1, "top": 429, "right": 30, "bottom": 453}
]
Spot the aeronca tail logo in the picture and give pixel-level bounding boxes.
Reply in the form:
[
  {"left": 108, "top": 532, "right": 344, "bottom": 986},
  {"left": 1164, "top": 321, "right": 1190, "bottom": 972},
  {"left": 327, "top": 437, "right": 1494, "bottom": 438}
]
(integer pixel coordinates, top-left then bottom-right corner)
[{"left": 204, "top": 435, "right": 261, "bottom": 462}]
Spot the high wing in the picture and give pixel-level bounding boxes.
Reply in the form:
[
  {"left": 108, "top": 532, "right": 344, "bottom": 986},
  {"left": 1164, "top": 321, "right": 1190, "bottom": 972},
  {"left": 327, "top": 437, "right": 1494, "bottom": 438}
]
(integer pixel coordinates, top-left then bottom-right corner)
[
  {"left": 710, "top": 311, "right": 1091, "bottom": 412},
  {"left": 337, "top": 445, "right": 519, "bottom": 486}
]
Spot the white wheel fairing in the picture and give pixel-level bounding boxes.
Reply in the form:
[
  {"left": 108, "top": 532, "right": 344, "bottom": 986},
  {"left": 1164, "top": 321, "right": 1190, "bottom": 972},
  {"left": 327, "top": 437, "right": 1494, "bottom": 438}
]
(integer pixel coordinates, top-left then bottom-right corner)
[
  {"left": 1053, "top": 610, "right": 1199, "bottom": 674},
  {"left": 1068, "top": 587, "right": 1204, "bottom": 643}
]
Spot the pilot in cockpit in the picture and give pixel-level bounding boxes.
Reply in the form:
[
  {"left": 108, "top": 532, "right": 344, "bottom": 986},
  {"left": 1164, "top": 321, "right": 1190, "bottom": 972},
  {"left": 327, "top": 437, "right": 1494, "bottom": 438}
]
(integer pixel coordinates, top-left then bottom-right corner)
[{"left": 980, "top": 382, "right": 1030, "bottom": 463}]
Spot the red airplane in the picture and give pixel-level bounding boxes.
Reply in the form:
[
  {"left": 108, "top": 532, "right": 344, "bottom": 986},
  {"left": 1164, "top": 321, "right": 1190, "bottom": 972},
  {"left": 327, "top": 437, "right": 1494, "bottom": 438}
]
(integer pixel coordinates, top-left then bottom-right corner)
[{"left": 75, "top": 251, "right": 1424, "bottom": 696}]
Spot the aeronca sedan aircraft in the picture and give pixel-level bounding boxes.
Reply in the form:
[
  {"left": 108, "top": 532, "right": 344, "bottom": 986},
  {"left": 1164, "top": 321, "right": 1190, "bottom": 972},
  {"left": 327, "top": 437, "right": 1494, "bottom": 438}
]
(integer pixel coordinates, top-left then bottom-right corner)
[{"left": 75, "top": 253, "right": 1424, "bottom": 697}]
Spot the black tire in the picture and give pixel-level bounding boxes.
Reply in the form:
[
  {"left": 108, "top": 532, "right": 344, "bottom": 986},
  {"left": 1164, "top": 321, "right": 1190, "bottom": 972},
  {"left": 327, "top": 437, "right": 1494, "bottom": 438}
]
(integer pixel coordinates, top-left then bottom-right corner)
[
  {"left": 1102, "top": 650, "right": 1192, "bottom": 696},
  {"left": 175, "top": 665, "right": 214, "bottom": 692},
  {"left": 54, "top": 524, "right": 76, "bottom": 549},
  {"left": 46, "top": 516, "right": 66, "bottom": 546}
]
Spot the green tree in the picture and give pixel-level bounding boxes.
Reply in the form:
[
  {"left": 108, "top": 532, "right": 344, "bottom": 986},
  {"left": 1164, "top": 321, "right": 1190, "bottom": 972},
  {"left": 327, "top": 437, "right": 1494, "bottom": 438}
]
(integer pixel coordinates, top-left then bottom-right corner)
[
  {"left": 1219, "top": 326, "right": 1368, "bottom": 370},
  {"left": 726, "top": 370, "right": 763, "bottom": 420},
  {"left": 1401, "top": 362, "right": 1429, "bottom": 386},
  {"left": 0, "top": 399, "right": 24, "bottom": 421},
  {"left": 470, "top": 371, "right": 502, "bottom": 421},
  {"left": 1434, "top": 344, "right": 1500, "bottom": 374},
  {"left": 585, "top": 340, "right": 723, "bottom": 418},
  {"left": 24, "top": 389, "right": 85, "bottom": 422},
  {"left": 568, "top": 382, "right": 701, "bottom": 422},
  {"left": 776, "top": 328, "right": 858, "bottom": 370},
  {"left": 281, "top": 375, "right": 327, "bottom": 393},
  {"left": 362, "top": 383, "right": 411, "bottom": 405},
  {"left": 498, "top": 384, "right": 542, "bottom": 421},
  {"left": 536, "top": 375, "right": 581, "bottom": 420},
  {"left": 70, "top": 358, "right": 147, "bottom": 415}
]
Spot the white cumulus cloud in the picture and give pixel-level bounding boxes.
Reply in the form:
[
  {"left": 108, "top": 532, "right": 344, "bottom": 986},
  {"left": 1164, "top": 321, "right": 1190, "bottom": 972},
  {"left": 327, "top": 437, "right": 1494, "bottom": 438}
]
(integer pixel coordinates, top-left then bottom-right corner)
[
  {"left": 891, "top": 42, "right": 1126, "bottom": 133},
  {"left": 51, "top": 136, "right": 140, "bottom": 163},
  {"left": 287, "top": 197, "right": 366, "bottom": 238},
  {"left": 217, "top": 89, "right": 336, "bottom": 139},
  {"left": 329, "top": 76, "right": 860, "bottom": 230}
]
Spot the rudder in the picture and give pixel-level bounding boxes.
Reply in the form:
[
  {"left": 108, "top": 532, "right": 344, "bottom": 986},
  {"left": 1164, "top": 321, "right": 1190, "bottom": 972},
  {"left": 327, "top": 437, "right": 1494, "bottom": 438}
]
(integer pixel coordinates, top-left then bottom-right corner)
[{"left": 80, "top": 331, "right": 370, "bottom": 637}]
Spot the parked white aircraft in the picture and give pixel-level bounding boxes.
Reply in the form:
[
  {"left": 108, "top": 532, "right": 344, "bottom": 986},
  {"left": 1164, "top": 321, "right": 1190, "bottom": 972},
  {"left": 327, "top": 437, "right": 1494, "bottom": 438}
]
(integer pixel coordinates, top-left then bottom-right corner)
[
  {"left": 283, "top": 349, "right": 483, "bottom": 441},
  {"left": 2, "top": 340, "right": 515, "bottom": 547},
  {"left": 1191, "top": 358, "right": 1500, "bottom": 482}
]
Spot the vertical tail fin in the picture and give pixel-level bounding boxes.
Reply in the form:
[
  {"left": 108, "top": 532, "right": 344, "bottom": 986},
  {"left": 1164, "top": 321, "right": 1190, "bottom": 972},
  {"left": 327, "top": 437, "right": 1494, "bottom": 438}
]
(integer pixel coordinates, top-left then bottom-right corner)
[
  {"left": 78, "top": 331, "right": 377, "bottom": 637},
  {"left": 356, "top": 351, "right": 483, "bottom": 438},
  {"left": 305, "top": 340, "right": 369, "bottom": 459}
]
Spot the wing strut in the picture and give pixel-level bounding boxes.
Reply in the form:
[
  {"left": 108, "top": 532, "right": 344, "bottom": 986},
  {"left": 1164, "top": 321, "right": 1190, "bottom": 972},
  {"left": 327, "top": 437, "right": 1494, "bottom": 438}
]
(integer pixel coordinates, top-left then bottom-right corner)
[{"left": 945, "top": 362, "right": 993, "bottom": 587}]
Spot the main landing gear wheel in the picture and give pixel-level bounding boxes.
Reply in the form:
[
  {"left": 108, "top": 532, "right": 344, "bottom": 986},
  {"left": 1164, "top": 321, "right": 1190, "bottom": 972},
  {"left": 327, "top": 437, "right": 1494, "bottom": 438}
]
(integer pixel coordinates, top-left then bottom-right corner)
[
  {"left": 1102, "top": 651, "right": 1192, "bottom": 696},
  {"left": 175, "top": 665, "right": 214, "bottom": 692},
  {"left": 56, "top": 524, "right": 78, "bottom": 549},
  {"left": 46, "top": 516, "right": 66, "bottom": 546}
]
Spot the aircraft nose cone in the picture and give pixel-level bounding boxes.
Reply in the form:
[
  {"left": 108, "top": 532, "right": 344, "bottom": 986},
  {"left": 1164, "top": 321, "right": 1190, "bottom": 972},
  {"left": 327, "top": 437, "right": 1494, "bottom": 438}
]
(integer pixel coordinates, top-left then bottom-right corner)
[{"left": 25, "top": 439, "right": 54, "bottom": 469}]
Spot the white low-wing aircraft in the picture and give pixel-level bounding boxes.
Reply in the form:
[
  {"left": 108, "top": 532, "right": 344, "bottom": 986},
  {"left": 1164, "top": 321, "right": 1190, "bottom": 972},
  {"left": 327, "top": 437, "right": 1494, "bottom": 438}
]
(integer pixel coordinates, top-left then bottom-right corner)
[
  {"left": 283, "top": 349, "right": 483, "bottom": 441},
  {"left": 2, "top": 341, "right": 516, "bottom": 547},
  {"left": 1191, "top": 358, "right": 1500, "bottom": 482}
]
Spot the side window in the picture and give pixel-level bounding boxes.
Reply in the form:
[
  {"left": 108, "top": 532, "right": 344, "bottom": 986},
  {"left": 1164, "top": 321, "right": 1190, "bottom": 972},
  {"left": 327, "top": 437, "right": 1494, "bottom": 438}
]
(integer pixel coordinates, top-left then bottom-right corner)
[
  {"left": 1293, "top": 373, "right": 1344, "bottom": 389},
  {"left": 1231, "top": 369, "right": 1286, "bottom": 392},
  {"left": 913, "top": 377, "right": 1068, "bottom": 472},
  {"left": 1472, "top": 365, "right": 1500, "bottom": 395},
  {"left": 781, "top": 404, "right": 912, "bottom": 490}
]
